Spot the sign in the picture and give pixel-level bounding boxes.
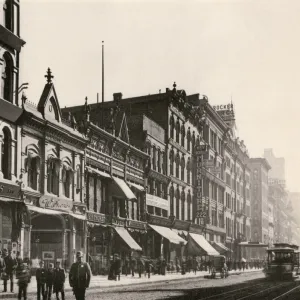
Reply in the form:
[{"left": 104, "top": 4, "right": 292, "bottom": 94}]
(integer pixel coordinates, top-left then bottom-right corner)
[
  {"left": 73, "top": 203, "right": 86, "bottom": 215},
  {"left": 127, "top": 220, "right": 147, "bottom": 231},
  {"left": 87, "top": 212, "right": 106, "bottom": 224},
  {"left": 39, "top": 196, "right": 73, "bottom": 212},
  {"left": 146, "top": 194, "right": 169, "bottom": 212},
  {"left": 42, "top": 251, "right": 55, "bottom": 261},
  {"left": 213, "top": 104, "right": 233, "bottom": 111},
  {"left": 204, "top": 160, "right": 215, "bottom": 168},
  {"left": 211, "top": 167, "right": 221, "bottom": 174},
  {"left": 0, "top": 182, "right": 20, "bottom": 199},
  {"left": 195, "top": 144, "right": 208, "bottom": 156},
  {"left": 148, "top": 215, "right": 173, "bottom": 227}
]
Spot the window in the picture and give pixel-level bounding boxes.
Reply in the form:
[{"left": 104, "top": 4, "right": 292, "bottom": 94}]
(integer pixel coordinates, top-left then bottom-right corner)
[
  {"left": 157, "top": 148, "right": 161, "bottom": 173},
  {"left": 187, "top": 192, "right": 191, "bottom": 221},
  {"left": 76, "top": 166, "right": 81, "bottom": 191},
  {"left": 176, "top": 119, "right": 180, "bottom": 143},
  {"left": 187, "top": 128, "right": 191, "bottom": 152},
  {"left": 176, "top": 188, "right": 180, "bottom": 219},
  {"left": 152, "top": 146, "right": 156, "bottom": 171},
  {"left": 47, "top": 157, "right": 60, "bottom": 195},
  {"left": 27, "top": 153, "right": 40, "bottom": 190},
  {"left": 169, "top": 186, "right": 174, "bottom": 216},
  {"left": 187, "top": 158, "right": 191, "bottom": 184},
  {"left": 62, "top": 163, "right": 73, "bottom": 198},
  {"left": 175, "top": 153, "right": 180, "bottom": 178},
  {"left": 181, "top": 124, "right": 185, "bottom": 147},
  {"left": 192, "top": 132, "right": 195, "bottom": 153},
  {"left": 169, "top": 115, "right": 174, "bottom": 139},
  {"left": 181, "top": 191, "right": 185, "bottom": 220},
  {"left": 1, "top": 127, "right": 11, "bottom": 180},
  {"left": 181, "top": 156, "right": 185, "bottom": 181},
  {"left": 2, "top": 53, "right": 14, "bottom": 103},
  {"left": 169, "top": 149, "right": 174, "bottom": 175},
  {"left": 3, "top": 0, "right": 13, "bottom": 31},
  {"left": 226, "top": 173, "right": 231, "bottom": 186}
]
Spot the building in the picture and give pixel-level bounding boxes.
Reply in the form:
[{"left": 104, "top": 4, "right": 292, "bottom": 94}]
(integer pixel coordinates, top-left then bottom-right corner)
[
  {"left": 263, "top": 149, "right": 285, "bottom": 181},
  {"left": 248, "top": 158, "right": 271, "bottom": 258},
  {"left": 0, "top": 0, "right": 25, "bottom": 254}
]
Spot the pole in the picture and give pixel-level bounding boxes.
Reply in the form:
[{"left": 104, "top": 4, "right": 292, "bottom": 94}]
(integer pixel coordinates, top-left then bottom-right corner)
[{"left": 102, "top": 41, "right": 104, "bottom": 128}]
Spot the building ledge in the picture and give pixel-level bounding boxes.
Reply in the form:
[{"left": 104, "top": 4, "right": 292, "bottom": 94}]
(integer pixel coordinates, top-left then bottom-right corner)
[{"left": 0, "top": 25, "right": 25, "bottom": 52}]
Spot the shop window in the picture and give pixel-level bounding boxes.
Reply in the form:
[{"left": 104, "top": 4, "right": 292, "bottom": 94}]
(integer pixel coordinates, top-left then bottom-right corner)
[
  {"left": 3, "top": 0, "right": 13, "bottom": 31},
  {"left": 2, "top": 52, "right": 14, "bottom": 103},
  {"left": 27, "top": 153, "right": 41, "bottom": 190},
  {"left": 47, "top": 157, "right": 60, "bottom": 195},
  {"left": 1, "top": 127, "right": 11, "bottom": 180},
  {"left": 62, "top": 162, "right": 73, "bottom": 198}
]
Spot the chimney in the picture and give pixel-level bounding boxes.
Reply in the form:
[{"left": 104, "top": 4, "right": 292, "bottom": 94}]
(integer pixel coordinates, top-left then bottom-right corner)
[
  {"left": 166, "top": 88, "right": 170, "bottom": 93},
  {"left": 113, "top": 93, "right": 122, "bottom": 102}
]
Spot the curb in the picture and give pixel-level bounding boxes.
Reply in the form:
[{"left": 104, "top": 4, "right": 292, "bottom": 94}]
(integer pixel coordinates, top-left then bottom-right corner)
[{"left": 0, "top": 269, "right": 262, "bottom": 299}]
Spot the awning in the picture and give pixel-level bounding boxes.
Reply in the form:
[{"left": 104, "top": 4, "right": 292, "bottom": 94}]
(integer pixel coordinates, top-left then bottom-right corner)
[
  {"left": 114, "top": 226, "right": 142, "bottom": 251},
  {"left": 187, "top": 233, "right": 219, "bottom": 256},
  {"left": 112, "top": 177, "right": 136, "bottom": 200},
  {"left": 172, "top": 229, "right": 188, "bottom": 237},
  {"left": 27, "top": 205, "right": 64, "bottom": 215},
  {"left": 239, "top": 242, "right": 268, "bottom": 248},
  {"left": 128, "top": 182, "right": 144, "bottom": 191},
  {"left": 211, "top": 241, "right": 232, "bottom": 253},
  {"left": 149, "top": 224, "right": 187, "bottom": 245},
  {"left": 86, "top": 166, "right": 111, "bottom": 178}
]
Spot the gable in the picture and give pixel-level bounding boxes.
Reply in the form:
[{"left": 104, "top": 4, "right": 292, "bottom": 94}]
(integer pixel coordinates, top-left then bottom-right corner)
[{"left": 38, "top": 83, "right": 62, "bottom": 122}]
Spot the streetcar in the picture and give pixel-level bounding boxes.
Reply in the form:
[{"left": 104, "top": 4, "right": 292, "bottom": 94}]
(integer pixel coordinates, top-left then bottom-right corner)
[{"left": 265, "top": 243, "right": 299, "bottom": 280}]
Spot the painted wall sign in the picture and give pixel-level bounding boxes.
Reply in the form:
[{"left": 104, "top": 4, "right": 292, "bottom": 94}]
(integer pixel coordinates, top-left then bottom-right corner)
[
  {"left": 0, "top": 182, "right": 20, "bottom": 199},
  {"left": 86, "top": 212, "right": 106, "bottom": 224},
  {"left": 39, "top": 196, "right": 73, "bottom": 211},
  {"left": 146, "top": 194, "right": 169, "bottom": 212}
]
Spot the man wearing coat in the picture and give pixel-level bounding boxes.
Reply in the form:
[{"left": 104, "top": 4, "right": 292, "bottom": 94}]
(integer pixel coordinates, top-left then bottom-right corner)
[
  {"left": 53, "top": 261, "right": 65, "bottom": 300},
  {"left": 69, "top": 251, "right": 92, "bottom": 300},
  {"left": 2, "top": 249, "right": 17, "bottom": 293}
]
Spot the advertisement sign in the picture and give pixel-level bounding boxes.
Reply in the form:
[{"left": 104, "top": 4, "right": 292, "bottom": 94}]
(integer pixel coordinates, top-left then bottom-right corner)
[
  {"left": 196, "top": 148, "right": 207, "bottom": 219},
  {"left": 195, "top": 144, "right": 208, "bottom": 156},
  {"left": 146, "top": 194, "right": 169, "bottom": 212},
  {"left": 39, "top": 196, "right": 73, "bottom": 212}
]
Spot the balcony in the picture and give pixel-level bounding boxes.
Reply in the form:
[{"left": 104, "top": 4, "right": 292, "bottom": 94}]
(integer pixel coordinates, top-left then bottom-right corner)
[{"left": 0, "top": 25, "right": 25, "bottom": 52}]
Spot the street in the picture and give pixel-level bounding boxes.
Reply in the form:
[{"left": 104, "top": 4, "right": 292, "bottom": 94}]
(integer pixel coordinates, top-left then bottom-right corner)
[{"left": 26, "top": 271, "right": 300, "bottom": 300}]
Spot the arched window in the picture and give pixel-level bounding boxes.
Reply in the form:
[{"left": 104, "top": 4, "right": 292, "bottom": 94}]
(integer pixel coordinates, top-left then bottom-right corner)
[
  {"left": 175, "top": 119, "right": 180, "bottom": 143},
  {"left": 26, "top": 150, "right": 41, "bottom": 190},
  {"left": 175, "top": 152, "right": 180, "bottom": 178},
  {"left": 181, "top": 191, "right": 185, "bottom": 220},
  {"left": 3, "top": 0, "right": 13, "bottom": 31},
  {"left": 169, "top": 149, "right": 174, "bottom": 175},
  {"left": 169, "top": 115, "right": 174, "bottom": 139},
  {"left": 157, "top": 148, "right": 161, "bottom": 173},
  {"left": 47, "top": 156, "right": 60, "bottom": 195},
  {"left": 76, "top": 165, "right": 81, "bottom": 190},
  {"left": 62, "top": 161, "right": 74, "bottom": 198},
  {"left": 181, "top": 156, "right": 185, "bottom": 181},
  {"left": 169, "top": 185, "right": 174, "bottom": 216},
  {"left": 192, "top": 131, "right": 196, "bottom": 153},
  {"left": 187, "top": 158, "right": 191, "bottom": 184},
  {"left": 176, "top": 187, "right": 180, "bottom": 219},
  {"left": 181, "top": 124, "right": 185, "bottom": 147},
  {"left": 2, "top": 53, "right": 14, "bottom": 103},
  {"left": 1, "top": 127, "right": 11, "bottom": 179},
  {"left": 187, "top": 128, "right": 191, "bottom": 152}
]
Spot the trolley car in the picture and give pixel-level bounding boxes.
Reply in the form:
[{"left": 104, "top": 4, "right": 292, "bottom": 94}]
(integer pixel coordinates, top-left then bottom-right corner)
[{"left": 265, "top": 243, "right": 299, "bottom": 280}]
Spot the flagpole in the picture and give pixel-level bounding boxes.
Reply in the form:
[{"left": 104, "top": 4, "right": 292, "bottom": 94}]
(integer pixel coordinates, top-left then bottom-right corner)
[{"left": 102, "top": 41, "right": 104, "bottom": 128}]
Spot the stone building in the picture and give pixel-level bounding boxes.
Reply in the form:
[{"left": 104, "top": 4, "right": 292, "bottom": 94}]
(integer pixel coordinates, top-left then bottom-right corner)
[
  {"left": 0, "top": 0, "right": 25, "bottom": 254},
  {"left": 19, "top": 71, "right": 88, "bottom": 269}
]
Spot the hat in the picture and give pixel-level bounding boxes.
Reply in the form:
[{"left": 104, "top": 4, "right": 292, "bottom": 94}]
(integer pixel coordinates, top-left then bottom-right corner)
[{"left": 76, "top": 251, "right": 83, "bottom": 258}]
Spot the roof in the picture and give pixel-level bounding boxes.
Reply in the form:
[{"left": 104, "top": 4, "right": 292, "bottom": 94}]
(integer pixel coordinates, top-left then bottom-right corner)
[{"left": 249, "top": 157, "right": 272, "bottom": 171}]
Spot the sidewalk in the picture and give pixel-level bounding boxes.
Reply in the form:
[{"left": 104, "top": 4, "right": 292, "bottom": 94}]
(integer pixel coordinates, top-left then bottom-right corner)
[{"left": 0, "top": 268, "right": 262, "bottom": 299}]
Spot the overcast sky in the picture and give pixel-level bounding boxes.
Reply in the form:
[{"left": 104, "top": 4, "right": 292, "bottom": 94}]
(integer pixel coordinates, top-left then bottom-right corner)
[{"left": 20, "top": 0, "right": 300, "bottom": 192}]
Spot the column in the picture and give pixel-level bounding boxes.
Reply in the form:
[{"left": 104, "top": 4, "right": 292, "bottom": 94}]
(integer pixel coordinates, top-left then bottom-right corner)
[
  {"left": 62, "top": 229, "right": 67, "bottom": 267},
  {"left": 58, "top": 145, "right": 62, "bottom": 197},
  {"left": 42, "top": 141, "right": 48, "bottom": 194},
  {"left": 69, "top": 222, "right": 76, "bottom": 266},
  {"left": 27, "top": 225, "right": 32, "bottom": 260}
]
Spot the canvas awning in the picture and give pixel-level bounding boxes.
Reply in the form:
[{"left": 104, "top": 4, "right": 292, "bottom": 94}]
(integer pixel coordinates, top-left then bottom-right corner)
[
  {"left": 211, "top": 241, "right": 232, "bottom": 253},
  {"left": 149, "top": 224, "right": 187, "bottom": 245},
  {"left": 112, "top": 177, "right": 136, "bottom": 200},
  {"left": 114, "top": 226, "right": 142, "bottom": 251},
  {"left": 128, "top": 182, "right": 144, "bottom": 191},
  {"left": 187, "top": 233, "right": 219, "bottom": 256},
  {"left": 172, "top": 229, "right": 188, "bottom": 237},
  {"left": 27, "top": 205, "right": 64, "bottom": 215},
  {"left": 86, "top": 166, "right": 111, "bottom": 178}
]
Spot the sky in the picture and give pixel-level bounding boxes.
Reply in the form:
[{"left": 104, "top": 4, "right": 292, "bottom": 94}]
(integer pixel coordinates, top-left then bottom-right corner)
[{"left": 20, "top": 0, "right": 300, "bottom": 192}]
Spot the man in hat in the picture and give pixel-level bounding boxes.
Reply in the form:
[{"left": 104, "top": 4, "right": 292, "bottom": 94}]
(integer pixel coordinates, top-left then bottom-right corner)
[
  {"left": 53, "top": 261, "right": 66, "bottom": 300},
  {"left": 69, "top": 251, "right": 92, "bottom": 300},
  {"left": 2, "top": 249, "right": 17, "bottom": 293},
  {"left": 36, "top": 261, "right": 47, "bottom": 300}
]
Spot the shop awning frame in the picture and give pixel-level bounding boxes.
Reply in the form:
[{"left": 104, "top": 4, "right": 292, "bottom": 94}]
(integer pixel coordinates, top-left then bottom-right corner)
[
  {"left": 211, "top": 241, "right": 232, "bottom": 253},
  {"left": 114, "top": 226, "right": 142, "bottom": 251},
  {"left": 187, "top": 233, "right": 219, "bottom": 256},
  {"left": 112, "top": 177, "right": 137, "bottom": 200},
  {"left": 149, "top": 224, "right": 187, "bottom": 245}
]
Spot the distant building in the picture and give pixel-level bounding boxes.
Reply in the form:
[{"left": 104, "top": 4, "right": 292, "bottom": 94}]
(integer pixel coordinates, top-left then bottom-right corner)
[{"left": 264, "top": 149, "right": 285, "bottom": 181}]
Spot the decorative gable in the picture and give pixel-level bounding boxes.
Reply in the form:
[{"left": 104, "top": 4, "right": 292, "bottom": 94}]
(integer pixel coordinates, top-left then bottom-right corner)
[
  {"left": 37, "top": 68, "right": 62, "bottom": 122},
  {"left": 118, "top": 112, "right": 129, "bottom": 143}
]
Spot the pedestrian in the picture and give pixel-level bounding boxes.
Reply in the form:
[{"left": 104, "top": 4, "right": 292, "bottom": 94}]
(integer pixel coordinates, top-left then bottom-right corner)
[
  {"left": 46, "top": 263, "right": 55, "bottom": 300},
  {"left": 16, "top": 251, "right": 23, "bottom": 271},
  {"left": 145, "top": 259, "right": 152, "bottom": 279},
  {"left": 130, "top": 258, "right": 136, "bottom": 277},
  {"left": 0, "top": 250, "right": 6, "bottom": 284},
  {"left": 2, "top": 248, "right": 17, "bottom": 293},
  {"left": 108, "top": 256, "right": 115, "bottom": 280},
  {"left": 137, "top": 258, "right": 144, "bottom": 278},
  {"left": 69, "top": 251, "right": 92, "bottom": 300},
  {"left": 192, "top": 257, "right": 197, "bottom": 275},
  {"left": 16, "top": 263, "right": 31, "bottom": 300},
  {"left": 114, "top": 255, "right": 121, "bottom": 281},
  {"left": 36, "top": 260, "right": 47, "bottom": 300},
  {"left": 124, "top": 258, "right": 129, "bottom": 276},
  {"left": 53, "top": 261, "right": 66, "bottom": 300}
]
